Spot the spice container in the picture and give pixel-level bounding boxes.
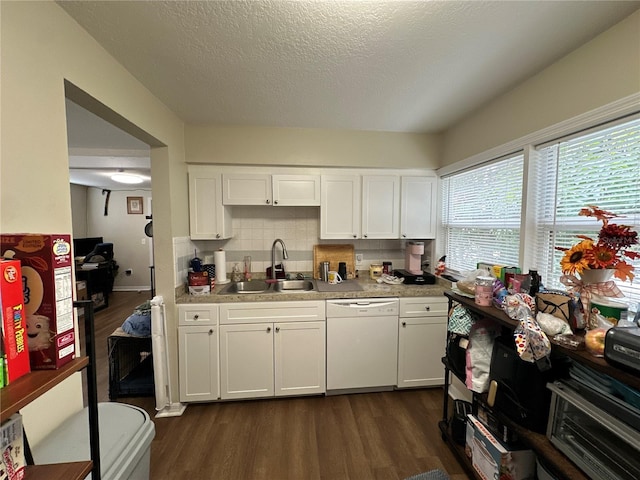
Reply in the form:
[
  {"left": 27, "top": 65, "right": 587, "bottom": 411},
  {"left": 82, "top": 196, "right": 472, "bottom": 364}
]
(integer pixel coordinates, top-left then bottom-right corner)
[
  {"left": 382, "top": 261, "right": 392, "bottom": 275},
  {"left": 369, "top": 263, "right": 383, "bottom": 280},
  {"left": 474, "top": 276, "right": 494, "bottom": 306}
]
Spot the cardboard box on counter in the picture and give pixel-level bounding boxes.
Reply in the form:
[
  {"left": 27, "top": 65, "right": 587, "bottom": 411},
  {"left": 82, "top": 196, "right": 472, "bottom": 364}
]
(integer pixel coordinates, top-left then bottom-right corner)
[
  {"left": 466, "top": 414, "right": 535, "bottom": 480},
  {"left": 1, "top": 234, "right": 75, "bottom": 370}
]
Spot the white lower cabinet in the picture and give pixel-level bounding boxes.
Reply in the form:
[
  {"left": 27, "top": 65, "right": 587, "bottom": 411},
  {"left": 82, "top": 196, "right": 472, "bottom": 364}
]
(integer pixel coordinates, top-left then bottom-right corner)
[
  {"left": 178, "top": 305, "right": 220, "bottom": 402},
  {"left": 219, "top": 323, "right": 274, "bottom": 399},
  {"left": 397, "top": 297, "right": 448, "bottom": 388},
  {"left": 219, "top": 301, "right": 326, "bottom": 400}
]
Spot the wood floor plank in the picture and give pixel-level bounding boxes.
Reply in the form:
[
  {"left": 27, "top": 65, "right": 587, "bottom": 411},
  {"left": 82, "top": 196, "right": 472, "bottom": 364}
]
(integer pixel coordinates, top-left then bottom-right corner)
[{"left": 83, "top": 292, "right": 470, "bottom": 480}]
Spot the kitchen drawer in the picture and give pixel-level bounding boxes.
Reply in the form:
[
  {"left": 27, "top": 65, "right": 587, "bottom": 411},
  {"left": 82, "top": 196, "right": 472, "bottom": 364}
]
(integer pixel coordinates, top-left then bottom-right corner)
[
  {"left": 399, "top": 296, "right": 448, "bottom": 317},
  {"left": 178, "top": 304, "right": 219, "bottom": 326},
  {"left": 220, "top": 301, "right": 326, "bottom": 324}
]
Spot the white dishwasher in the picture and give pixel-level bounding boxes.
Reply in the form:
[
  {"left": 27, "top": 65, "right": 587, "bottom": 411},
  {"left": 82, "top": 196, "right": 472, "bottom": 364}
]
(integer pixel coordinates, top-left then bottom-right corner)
[{"left": 326, "top": 298, "right": 399, "bottom": 392}]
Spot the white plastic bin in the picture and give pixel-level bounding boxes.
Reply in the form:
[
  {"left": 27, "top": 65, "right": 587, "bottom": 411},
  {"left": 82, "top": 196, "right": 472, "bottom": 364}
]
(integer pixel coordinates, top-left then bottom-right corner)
[{"left": 32, "top": 402, "right": 155, "bottom": 480}]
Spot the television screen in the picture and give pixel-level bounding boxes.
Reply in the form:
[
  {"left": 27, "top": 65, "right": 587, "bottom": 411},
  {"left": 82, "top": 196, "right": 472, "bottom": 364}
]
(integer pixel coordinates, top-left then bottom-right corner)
[{"left": 73, "top": 237, "right": 103, "bottom": 257}]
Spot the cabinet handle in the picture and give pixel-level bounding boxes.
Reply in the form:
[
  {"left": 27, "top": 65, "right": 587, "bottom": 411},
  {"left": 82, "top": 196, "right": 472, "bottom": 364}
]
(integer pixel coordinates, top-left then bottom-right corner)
[
  {"left": 402, "top": 321, "right": 406, "bottom": 327},
  {"left": 353, "top": 234, "right": 357, "bottom": 238},
  {"left": 266, "top": 199, "right": 270, "bottom": 204},
  {"left": 267, "top": 327, "right": 271, "bottom": 333},
  {"left": 425, "top": 306, "right": 430, "bottom": 311},
  {"left": 275, "top": 326, "right": 280, "bottom": 332},
  {"left": 216, "top": 233, "right": 221, "bottom": 239},
  {"left": 194, "top": 314, "right": 199, "bottom": 320},
  {"left": 274, "top": 200, "right": 279, "bottom": 205},
  {"left": 209, "top": 329, "right": 214, "bottom": 335},
  {"left": 364, "top": 234, "right": 368, "bottom": 238},
  {"left": 402, "top": 234, "right": 407, "bottom": 238}
]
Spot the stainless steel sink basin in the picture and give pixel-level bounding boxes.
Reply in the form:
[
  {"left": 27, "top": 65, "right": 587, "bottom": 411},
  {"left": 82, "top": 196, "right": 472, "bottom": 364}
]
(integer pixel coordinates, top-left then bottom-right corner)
[
  {"left": 221, "top": 280, "right": 271, "bottom": 294},
  {"left": 273, "top": 280, "right": 315, "bottom": 292}
]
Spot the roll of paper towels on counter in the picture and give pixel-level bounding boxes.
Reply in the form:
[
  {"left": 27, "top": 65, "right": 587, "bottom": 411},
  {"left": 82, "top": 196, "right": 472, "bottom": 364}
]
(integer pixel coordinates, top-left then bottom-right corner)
[{"left": 214, "top": 249, "right": 229, "bottom": 284}]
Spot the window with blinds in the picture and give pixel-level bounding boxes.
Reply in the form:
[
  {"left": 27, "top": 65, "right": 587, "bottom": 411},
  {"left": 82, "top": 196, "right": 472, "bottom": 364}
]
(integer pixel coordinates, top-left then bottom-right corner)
[
  {"left": 442, "top": 153, "right": 524, "bottom": 273},
  {"left": 532, "top": 116, "right": 640, "bottom": 305}
]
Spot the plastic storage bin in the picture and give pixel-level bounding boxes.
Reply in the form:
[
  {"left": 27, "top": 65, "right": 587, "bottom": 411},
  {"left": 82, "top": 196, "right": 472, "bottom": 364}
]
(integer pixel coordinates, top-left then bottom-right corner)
[{"left": 32, "top": 402, "right": 155, "bottom": 480}]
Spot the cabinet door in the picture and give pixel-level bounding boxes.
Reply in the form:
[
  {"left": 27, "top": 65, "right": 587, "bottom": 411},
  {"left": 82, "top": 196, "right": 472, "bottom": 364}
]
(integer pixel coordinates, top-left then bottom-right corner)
[
  {"left": 320, "top": 174, "right": 361, "bottom": 239},
  {"left": 397, "top": 316, "right": 447, "bottom": 388},
  {"left": 274, "top": 321, "right": 326, "bottom": 396},
  {"left": 362, "top": 175, "right": 400, "bottom": 239},
  {"left": 219, "top": 323, "right": 274, "bottom": 399},
  {"left": 400, "top": 176, "right": 437, "bottom": 239},
  {"left": 272, "top": 174, "right": 321, "bottom": 206},
  {"left": 178, "top": 325, "right": 219, "bottom": 402},
  {"left": 188, "top": 172, "right": 232, "bottom": 239},
  {"left": 222, "top": 174, "right": 272, "bottom": 205}
]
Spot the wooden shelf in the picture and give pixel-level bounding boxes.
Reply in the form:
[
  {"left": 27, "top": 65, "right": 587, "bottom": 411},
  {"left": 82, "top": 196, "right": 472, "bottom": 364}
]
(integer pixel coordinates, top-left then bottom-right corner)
[
  {"left": 442, "top": 290, "right": 638, "bottom": 480},
  {"left": 444, "top": 291, "right": 640, "bottom": 391},
  {"left": 25, "top": 461, "right": 93, "bottom": 480},
  {"left": 1, "top": 301, "right": 100, "bottom": 480},
  {"left": 1, "top": 357, "right": 89, "bottom": 422}
]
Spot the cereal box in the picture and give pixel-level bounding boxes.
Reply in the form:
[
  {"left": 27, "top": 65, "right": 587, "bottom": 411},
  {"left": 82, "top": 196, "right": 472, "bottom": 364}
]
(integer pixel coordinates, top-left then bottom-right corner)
[
  {"left": 0, "top": 260, "right": 30, "bottom": 383},
  {"left": 1, "top": 235, "right": 75, "bottom": 370},
  {"left": 0, "top": 414, "right": 25, "bottom": 480}
]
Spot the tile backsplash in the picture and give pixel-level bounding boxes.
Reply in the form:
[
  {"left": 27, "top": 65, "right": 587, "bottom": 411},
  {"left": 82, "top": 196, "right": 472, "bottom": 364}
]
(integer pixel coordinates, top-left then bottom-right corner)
[{"left": 174, "top": 206, "right": 432, "bottom": 287}]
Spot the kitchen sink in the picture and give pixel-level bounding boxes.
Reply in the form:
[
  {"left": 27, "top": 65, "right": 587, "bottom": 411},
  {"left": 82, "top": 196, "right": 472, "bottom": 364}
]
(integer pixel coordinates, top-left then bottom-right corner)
[
  {"left": 273, "top": 280, "right": 315, "bottom": 292},
  {"left": 219, "top": 279, "right": 315, "bottom": 294},
  {"left": 221, "top": 280, "right": 270, "bottom": 294}
]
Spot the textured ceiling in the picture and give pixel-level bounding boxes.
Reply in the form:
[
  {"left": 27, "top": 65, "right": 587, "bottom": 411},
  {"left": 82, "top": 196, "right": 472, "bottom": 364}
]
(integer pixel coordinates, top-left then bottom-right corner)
[{"left": 59, "top": 0, "right": 640, "bottom": 137}]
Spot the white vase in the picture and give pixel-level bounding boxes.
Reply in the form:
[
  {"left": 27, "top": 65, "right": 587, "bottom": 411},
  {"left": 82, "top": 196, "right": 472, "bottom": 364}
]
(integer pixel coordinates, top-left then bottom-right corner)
[{"left": 579, "top": 268, "right": 614, "bottom": 284}]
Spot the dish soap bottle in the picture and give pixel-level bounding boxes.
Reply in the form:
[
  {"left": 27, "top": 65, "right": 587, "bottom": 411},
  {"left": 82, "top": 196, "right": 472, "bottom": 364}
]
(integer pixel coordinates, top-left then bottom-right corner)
[{"left": 231, "top": 263, "right": 243, "bottom": 282}]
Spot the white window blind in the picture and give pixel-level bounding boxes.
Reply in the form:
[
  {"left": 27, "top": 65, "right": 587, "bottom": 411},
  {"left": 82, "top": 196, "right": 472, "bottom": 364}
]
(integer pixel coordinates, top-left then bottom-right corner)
[
  {"left": 442, "top": 154, "right": 524, "bottom": 273},
  {"left": 533, "top": 116, "right": 640, "bottom": 305}
]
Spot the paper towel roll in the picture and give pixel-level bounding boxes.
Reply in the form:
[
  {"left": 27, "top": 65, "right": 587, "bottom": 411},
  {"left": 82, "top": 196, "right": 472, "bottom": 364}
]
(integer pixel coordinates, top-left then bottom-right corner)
[{"left": 214, "top": 249, "right": 229, "bottom": 284}]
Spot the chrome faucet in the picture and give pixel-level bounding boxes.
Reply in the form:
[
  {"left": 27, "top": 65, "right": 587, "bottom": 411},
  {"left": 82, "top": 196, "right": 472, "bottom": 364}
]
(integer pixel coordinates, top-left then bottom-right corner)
[{"left": 271, "top": 238, "right": 289, "bottom": 280}]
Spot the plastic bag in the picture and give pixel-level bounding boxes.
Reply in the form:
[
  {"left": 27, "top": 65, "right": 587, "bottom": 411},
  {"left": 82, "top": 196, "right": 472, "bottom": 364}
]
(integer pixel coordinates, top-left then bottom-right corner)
[{"left": 456, "top": 268, "right": 493, "bottom": 296}]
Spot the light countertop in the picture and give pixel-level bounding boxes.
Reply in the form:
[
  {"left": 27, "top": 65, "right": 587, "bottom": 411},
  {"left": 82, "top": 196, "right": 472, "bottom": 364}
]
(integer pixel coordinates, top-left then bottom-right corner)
[{"left": 176, "top": 276, "right": 449, "bottom": 304}]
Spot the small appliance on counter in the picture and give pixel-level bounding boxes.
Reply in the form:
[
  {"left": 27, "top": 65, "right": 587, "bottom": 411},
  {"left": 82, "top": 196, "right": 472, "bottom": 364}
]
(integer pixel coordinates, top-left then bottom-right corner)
[
  {"left": 605, "top": 327, "right": 640, "bottom": 373},
  {"left": 405, "top": 241, "right": 424, "bottom": 274},
  {"left": 393, "top": 269, "right": 436, "bottom": 285},
  {"left": 395, "top": 241, "right": 435, "bottom": 284}
]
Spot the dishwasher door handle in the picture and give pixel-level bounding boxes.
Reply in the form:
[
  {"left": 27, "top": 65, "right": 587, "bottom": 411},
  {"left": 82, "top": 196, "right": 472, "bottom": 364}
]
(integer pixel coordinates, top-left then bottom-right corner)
[{"left": 346, "top": 300, "right": 397, "bottom": 309}]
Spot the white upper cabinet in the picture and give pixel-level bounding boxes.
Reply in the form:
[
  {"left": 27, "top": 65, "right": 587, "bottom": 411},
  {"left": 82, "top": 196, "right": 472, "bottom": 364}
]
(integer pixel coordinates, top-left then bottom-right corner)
[
  {"left": 320, "top": 174, "right": 361, "bottom": 239},
  {"left": 222, "top": 173, "right": 321, "bottom": 206},
  {"left": 222, "top": 173, "right": 273, "bottom": 205},
  {"left": 188, "top": 170, "right": 232, "bottom": 240},
  {"left": 361, "top": 175, "right": 400, "bottom": 239},
  {"left": 400, "top": 176, "right": 437, "bottom": 239},
  {"left": 272, "top": 174, "right": 321, "bottom": 206}
]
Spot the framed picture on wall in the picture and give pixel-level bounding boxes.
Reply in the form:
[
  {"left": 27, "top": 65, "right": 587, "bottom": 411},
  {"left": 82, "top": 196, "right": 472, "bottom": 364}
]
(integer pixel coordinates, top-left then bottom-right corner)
[{"left": 127, "top": 196, "right": 144, "bottom": 214}]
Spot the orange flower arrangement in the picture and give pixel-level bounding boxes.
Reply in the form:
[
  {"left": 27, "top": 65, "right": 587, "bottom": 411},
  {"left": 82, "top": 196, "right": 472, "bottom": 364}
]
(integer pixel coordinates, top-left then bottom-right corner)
[{"left": 556, "top": 206, "right": 639, "bottom": 282}]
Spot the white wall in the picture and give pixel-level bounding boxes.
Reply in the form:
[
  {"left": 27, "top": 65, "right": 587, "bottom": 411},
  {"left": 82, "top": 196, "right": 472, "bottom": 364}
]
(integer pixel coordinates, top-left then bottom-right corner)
[
  {"left": 70, "top": 184, "right": 88, "bottom": 237},
  {"left": 186, "top": 125, "right": 441, "bottom": 169},
  {"left": 1, "top": 1, "right": 186, "bottom": 444},
  {"left": 440, "top": 10, "right": 640, "bottom": 167},
  {"left": 85, "top": 188, "right": 153, "bottom": 290}
]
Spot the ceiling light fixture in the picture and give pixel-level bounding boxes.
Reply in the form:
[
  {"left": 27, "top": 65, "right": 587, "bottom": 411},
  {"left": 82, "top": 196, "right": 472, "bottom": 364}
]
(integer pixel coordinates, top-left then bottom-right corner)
[{"left": 111, "top": 170, "right": 144, "bottom": 184}]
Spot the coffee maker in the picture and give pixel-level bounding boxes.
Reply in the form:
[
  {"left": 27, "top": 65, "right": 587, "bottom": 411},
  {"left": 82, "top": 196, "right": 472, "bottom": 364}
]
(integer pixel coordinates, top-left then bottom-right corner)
[
  {"left": 405, "top": 241, "right": 424, "bottom": 274},
  {"left": 393, "top": 241, "right": 435, "bottom": 285}
]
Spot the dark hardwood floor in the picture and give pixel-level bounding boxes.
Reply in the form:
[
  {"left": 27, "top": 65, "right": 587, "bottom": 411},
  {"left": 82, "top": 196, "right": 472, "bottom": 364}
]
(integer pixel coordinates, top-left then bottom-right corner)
[{"left": 83, "top": 291, "right": 470, "bottom": 480}]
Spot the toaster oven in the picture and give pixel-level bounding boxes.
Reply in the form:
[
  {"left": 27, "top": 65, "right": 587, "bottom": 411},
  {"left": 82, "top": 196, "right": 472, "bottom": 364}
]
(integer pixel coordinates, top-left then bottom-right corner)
[{"left": 546, "top": 381, "right": 640, "bottom": 480}]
